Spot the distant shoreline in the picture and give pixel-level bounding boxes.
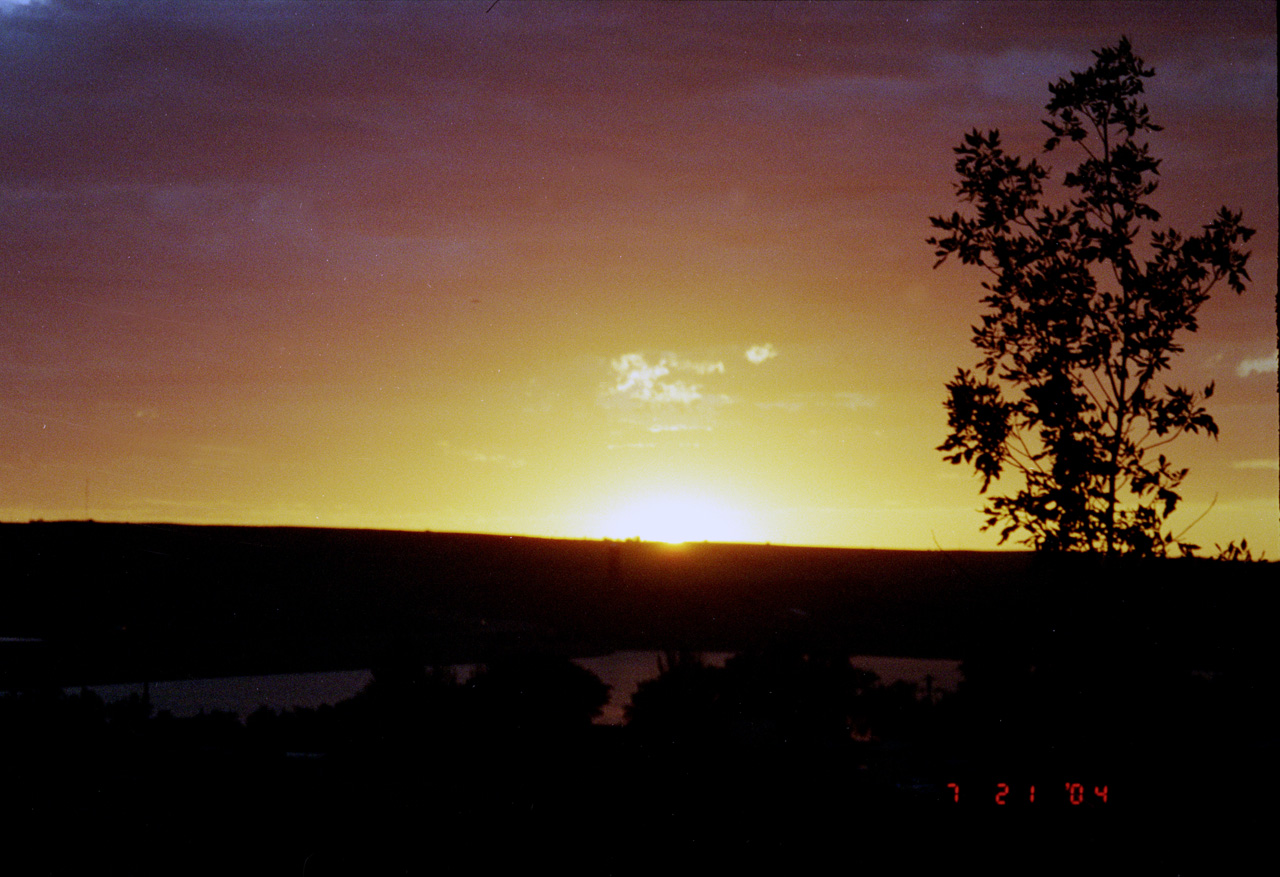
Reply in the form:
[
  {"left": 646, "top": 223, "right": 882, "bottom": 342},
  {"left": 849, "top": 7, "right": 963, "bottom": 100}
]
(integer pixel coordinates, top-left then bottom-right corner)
[{"left": 3, "top": 521, "right": 1272, "bottom": 688}]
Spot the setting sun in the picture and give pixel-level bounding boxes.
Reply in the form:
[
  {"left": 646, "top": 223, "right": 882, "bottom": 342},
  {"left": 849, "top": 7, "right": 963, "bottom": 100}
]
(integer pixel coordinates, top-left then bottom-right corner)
[
  {"left": 598, "top": 493, "right": 756, "bottom": 544},
  {"left": 1, "top": 2, "right": 1272, "bottom": 558}
]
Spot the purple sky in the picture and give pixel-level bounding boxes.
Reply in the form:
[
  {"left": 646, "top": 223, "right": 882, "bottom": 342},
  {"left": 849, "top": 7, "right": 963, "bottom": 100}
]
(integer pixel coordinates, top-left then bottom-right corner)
[{"left": 2, "top": 1, "right": 1275, "bottom": 552}]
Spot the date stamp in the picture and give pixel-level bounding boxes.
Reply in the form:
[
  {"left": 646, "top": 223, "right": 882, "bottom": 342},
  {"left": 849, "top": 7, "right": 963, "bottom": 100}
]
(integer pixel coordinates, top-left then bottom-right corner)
[{"left": 945, "top": 781, "right": 1110, "bottom": 806}]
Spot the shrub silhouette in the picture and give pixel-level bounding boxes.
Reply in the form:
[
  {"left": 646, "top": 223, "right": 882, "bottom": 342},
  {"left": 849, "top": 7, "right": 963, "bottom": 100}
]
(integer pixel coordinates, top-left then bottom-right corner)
[
  {"left": 624, "top": 651, "right": 726, "bottom": 744},
  {"left": 468, "top": 655, "right": 611, "bottom": 737},
  {"left": 625, "top": 648, "right": 922, "bottom": 749}
]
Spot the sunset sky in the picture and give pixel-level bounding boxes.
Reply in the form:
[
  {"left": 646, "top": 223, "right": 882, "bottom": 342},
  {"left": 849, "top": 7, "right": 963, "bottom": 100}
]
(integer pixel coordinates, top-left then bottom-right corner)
[{"left": 2, "top": 0, "right": 1275, "bottom": 553}]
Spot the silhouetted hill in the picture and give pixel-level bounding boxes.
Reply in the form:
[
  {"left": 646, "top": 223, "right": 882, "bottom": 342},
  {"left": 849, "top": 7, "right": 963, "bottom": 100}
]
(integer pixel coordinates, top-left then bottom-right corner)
[{"left": 1, "top": 521, "right": 1273, "bottom": 686}]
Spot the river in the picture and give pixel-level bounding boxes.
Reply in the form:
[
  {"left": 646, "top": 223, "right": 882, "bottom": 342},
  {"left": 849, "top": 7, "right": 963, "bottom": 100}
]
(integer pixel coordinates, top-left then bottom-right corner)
[{"left": 70, "top": 651, "right": 963, "bottom": 725}]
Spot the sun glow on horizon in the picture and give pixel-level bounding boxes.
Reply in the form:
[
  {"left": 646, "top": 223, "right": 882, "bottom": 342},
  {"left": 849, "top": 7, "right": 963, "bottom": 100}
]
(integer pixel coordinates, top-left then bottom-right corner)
[{"left": 597, "top": 493, "right": 757, "bottom": 544}]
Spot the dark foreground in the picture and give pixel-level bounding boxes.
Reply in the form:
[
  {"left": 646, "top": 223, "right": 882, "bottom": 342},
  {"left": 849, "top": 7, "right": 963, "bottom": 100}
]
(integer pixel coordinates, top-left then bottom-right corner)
[
  {"left": 2, "top": 660, "right": 1268, "bottom": 875},
  {"left": 3, "top": 655, "right": 1270, "bottom": 876},
  {"left": 1, "top": 522, "right": 1274, "bottom": 873}
]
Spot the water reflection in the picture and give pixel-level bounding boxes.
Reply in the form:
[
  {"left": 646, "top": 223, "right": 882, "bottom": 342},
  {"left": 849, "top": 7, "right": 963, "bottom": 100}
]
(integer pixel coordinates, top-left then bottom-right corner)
[{"left": 73, "top": 652, "right": 961, "bottom": 723}]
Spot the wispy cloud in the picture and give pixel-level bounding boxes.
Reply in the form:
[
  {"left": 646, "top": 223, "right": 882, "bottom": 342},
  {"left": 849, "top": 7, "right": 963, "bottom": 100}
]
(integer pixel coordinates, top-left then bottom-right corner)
[
  {"left": 1232, "top": 458, "right": 1279, "bottom": 471},
  {"left": 1237, "top": 353, "right": 1278, "bottom": 378},
  {"left": 833, "top": 392, "right": 876, "bottom": 410},
  {"left": 437, "top": 440, "right": 525, "bottom": 469},
  {"left": 648, "top": 424, "right": 711, "bottom": 433},
  {"left": 754, "top": 391, "right": 876, "bottom": 412},
  {"left": 682, "top": 359, "right": 728, "bottom": 376},
  {"left": 754, "top": 400, "right": 804, "bottom": 413},
  {"left": 745, "top": 343, "right": 777, "bottom": 364}
]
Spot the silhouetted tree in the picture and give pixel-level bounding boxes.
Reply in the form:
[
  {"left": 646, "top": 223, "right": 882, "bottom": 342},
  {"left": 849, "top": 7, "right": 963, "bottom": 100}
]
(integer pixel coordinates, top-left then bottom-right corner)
[
  {"left": 624, "top": 651, "right": 726, "bottom": 744},
  {"left": 334, "top": 663, "right": 466, "bottom": 754},
  {"left": 719, "top": 649, "right": 878, "bottom": 747},
  {"left": 929, "top": 38, "right": 1253, "bottom": 557},
  {"left": 468, "top": 655, "right": 610, "bottom": 737},
  {"left": 626, "top": 649, "right": 922, "bottom": 749}
]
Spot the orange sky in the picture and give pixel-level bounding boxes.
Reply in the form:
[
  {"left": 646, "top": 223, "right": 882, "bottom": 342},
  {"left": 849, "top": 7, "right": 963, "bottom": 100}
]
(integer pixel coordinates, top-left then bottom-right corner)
[{"left": 2, "top": 1, "right": 1275, "bottom": 553}]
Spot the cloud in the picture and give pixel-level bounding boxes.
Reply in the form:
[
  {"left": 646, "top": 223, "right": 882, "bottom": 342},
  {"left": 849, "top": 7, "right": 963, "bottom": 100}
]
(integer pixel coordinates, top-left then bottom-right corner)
[
  {"left": 745, "top": 343, "right": 777, "bottom": 364},
  {"left": 648, "top": 424, "right": 710, "bottom": 433},
  {"left": 608, "top": 352, "right": 724, "bottom": 404},
  {"left": 602, "top": 351, "right": 733, "bottom": 434},
  {"left": 437, "top": 440, "right": 525, "bottom": 469},
  {"left": 753, "top": 391, "right": 875, "bottom": 412},
  {"left": 655, "top": 382, "right": 703, "bottom": 403},
  {"left": 1231, "top": 459, "right": 1279, "bottom": 471},
  {"left": 833, "top": 392, "right": 876, "bottom": 410},
  {"left": 754, "top": 400, "right": 804, "bottom": 413},
  {"left": 1237, "top": 353, "right": 1278, "bottom": 378}
]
